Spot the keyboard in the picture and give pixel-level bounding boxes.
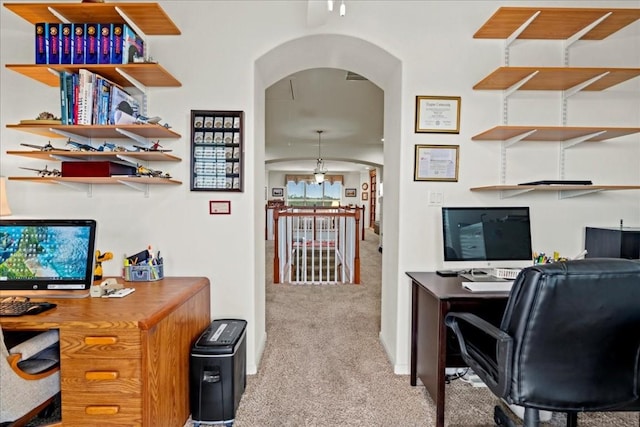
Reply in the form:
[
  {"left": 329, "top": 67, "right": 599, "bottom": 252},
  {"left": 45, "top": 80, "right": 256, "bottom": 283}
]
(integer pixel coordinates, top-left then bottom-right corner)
[
  {"left": 462, "top": 281, "right": 513, "bottom": 293},
  {"left": 0, "top": 298, "right": 57, "bottom": 316}
]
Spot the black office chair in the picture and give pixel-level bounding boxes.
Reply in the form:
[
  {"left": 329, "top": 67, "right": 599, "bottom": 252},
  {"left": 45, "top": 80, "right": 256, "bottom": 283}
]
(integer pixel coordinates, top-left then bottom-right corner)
[{"left": 445, "top": 258, "right": 640, "bottom": 427}]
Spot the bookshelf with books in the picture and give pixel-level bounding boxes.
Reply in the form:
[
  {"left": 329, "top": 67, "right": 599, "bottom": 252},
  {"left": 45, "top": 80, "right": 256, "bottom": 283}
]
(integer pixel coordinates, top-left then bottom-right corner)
[{"left": 3, "top": 2, "right": 182, "bottom": 190}]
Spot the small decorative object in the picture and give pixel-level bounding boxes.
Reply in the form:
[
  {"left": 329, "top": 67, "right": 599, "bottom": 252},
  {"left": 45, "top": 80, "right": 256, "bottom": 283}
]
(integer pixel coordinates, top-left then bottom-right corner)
[
  {"left": 345, "top": 188, "right": 357, "bottom": 197},
  {"left": 20, "top": 111, "right": 62, "bottom": 125},
  {"left": 272, "top": 187, "right": 284, "bottom": 197},
  {"left": 94, "top": 250, "right": 113, "bottom": 281},
  {"left": 362, "top": 192, "right": 368, "bottom": 200},
  {"left": 361, "top": 182, "right": 368, "bottom": 191}
]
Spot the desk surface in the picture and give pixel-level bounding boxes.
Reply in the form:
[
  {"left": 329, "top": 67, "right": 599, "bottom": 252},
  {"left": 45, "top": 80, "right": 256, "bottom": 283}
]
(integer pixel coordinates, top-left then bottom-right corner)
[
  {"left": 0, "top": 276, "right": 209, "bottom": 331},
  {"left": 406, "top": 271, "right": 510, "bottom": 299}
]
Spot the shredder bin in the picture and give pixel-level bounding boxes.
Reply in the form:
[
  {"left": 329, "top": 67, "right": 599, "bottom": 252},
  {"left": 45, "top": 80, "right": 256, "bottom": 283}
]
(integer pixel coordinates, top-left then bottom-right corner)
[{"left": 190, "top": 319, "right": 247, "bottom": 425}]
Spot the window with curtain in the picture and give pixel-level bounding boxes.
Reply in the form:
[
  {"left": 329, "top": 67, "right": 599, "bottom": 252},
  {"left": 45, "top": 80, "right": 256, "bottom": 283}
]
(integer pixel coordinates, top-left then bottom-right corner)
[{"left": 285, "top": 175, "right": 343, "bottom": 207}]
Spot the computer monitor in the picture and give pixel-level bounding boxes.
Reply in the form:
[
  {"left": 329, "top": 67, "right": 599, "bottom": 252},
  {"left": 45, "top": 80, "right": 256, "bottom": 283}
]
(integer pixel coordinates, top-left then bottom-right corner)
[
  {"left": 0, "top": 219, "right": 97, "bottom": 295},
  {"left": 441, "top": 207, "right": 533, "bottom": 270}
]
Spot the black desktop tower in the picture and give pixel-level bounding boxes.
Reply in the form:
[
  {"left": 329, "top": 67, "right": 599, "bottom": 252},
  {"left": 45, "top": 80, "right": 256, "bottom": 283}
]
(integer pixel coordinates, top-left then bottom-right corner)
[
  {"left": 190, "top": 319, "right": 247, "bottom": 426},
  {"left": 585, "top": 227, "right": 640, "bottom": 259}
]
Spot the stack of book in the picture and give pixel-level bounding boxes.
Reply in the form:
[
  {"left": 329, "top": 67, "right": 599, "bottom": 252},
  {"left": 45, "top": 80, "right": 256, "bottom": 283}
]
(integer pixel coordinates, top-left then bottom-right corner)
[
  {"left": 59, "top": 69, "right": 139, "bottom": 126},
  {"left": 36, "top": 23, "right": 144, "bottom": 65}
]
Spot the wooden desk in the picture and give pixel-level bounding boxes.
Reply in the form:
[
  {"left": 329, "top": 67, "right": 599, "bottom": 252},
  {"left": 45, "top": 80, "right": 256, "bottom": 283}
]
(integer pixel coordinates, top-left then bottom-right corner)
[
  {"left": 406, "top": 272, "right": 508, "bottom": 427},
  {"left": 0, "top": 277, "right": 211, "bottom": 427}
]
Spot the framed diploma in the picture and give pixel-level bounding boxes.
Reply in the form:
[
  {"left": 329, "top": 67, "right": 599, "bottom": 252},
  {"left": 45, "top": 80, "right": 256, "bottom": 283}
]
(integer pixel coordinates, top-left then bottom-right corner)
[
  {"left": 415, "top": 96, "right": 461, "bottom": 133},
  {"left": 209, "top": 200, "right": 231, "bottom": 214},
  {"left": 414, "top": 144, "right": 459, "bottom": 182}
]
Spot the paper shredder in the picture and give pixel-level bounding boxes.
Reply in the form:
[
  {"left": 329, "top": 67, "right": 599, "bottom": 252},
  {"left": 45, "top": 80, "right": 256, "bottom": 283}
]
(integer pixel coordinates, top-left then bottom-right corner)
[{"left": 190, "top": 319, "right": 247, "bottom": 425}]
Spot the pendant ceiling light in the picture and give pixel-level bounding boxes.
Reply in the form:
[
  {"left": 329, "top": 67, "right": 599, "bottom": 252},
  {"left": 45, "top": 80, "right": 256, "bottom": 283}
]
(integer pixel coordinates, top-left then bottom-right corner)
[{"left": 314, "top": 130, "right": 327, "bottom": 184}]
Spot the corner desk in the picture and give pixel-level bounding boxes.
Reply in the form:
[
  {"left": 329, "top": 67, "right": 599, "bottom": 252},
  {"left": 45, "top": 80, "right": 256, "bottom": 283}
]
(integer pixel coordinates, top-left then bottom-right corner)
[
  {"left": 406, "top": 272, "right": 509, "bottom": 427},
  {"left": 0, "top": 277, "right": 211, "bottom": 427}
]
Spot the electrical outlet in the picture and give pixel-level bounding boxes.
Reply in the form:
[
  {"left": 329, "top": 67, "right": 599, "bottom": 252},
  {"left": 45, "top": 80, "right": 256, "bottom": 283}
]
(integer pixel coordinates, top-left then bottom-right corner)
[{"left": 428, "top": 191, "right": 444, "bottom": 207}]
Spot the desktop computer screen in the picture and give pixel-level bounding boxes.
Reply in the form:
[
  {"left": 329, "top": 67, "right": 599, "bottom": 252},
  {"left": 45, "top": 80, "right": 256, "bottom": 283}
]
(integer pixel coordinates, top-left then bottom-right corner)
[
  {"left": 0, "top": 219, "right": 96, "bottom": 292},
  {"left": 441, "top": 207, "right": 533, "bottom": 269}
]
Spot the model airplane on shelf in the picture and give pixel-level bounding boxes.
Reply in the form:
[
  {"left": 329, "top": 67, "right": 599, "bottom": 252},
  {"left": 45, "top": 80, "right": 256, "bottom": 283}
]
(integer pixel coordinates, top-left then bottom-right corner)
[
  {"left": 20, "top": 142, "right": 69, "bottom": 151},
  {"left": 20, "top": 165, "right": 61, "bottom": 177},
  {"left": 135, "top": 115, "right": 162, "bottom": 125},
  {"left": 66, "top": 140, "right": 98, "bottom": 152},
  {"left": 133, "top": 141, "right": 172, "bottom": 152},
  {"left": 98, "top": 142, "right": 129, "bottom": 152},
  {"left": 136, "top": 164, "right": 171, "bottom": 179}
]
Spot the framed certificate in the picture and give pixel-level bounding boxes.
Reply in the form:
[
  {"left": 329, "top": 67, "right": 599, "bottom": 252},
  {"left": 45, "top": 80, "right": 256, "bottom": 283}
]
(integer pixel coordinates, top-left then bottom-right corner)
[
  {"left": 414, "top": 144, "right": 459, "bottom": 182},
  {"left": 415, "top": 96, "right": 461, "bottom": 133}
]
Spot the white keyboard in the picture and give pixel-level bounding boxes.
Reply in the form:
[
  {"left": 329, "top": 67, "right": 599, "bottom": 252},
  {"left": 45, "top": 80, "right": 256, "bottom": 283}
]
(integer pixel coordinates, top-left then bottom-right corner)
[{"left": 462, "top": 281, "right": 513, "bottom": 293}]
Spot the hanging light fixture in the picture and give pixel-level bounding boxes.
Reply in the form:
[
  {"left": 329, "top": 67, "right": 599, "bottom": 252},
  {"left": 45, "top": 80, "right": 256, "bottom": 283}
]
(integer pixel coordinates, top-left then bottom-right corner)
[
  {"left": 327, "top": 0, "right": 334, "bottom": 12},
  {"left": 313, "top": 130, "right": 327, "bottom": 184},
  {"left": 339, "top": 0, "right": 346, "bottom": 17}
]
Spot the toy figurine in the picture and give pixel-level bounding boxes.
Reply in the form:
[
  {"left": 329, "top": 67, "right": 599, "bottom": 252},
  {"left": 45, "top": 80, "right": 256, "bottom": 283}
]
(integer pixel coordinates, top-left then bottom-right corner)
[{"left": 94, "top": 250, "right": 113, "bottom": 281}]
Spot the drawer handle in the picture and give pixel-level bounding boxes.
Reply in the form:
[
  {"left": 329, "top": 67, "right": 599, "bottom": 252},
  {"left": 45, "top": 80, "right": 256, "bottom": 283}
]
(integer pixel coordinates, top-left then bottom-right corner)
[
  {"left": 84, "top": 336, "right": 118, "bottom": 345},
  {"left": 85, "top": 406, "right": 120, "bottom": 415},
  {"left": 85, "top": 371, "right": 119, "bottom": 380}
]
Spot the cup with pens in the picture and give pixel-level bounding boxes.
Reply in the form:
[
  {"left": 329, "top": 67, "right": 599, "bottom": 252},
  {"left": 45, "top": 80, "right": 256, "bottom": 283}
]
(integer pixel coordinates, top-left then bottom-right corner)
[
  {"left": 123, "top": 246, "right": 164, "bottom": 282},
  {"left": 533, "top": 251, "right": 568, "bottom": 265}
]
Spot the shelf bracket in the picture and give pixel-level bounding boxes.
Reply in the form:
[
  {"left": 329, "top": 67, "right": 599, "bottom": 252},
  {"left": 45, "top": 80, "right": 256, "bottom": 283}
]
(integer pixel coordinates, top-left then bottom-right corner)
[
  {"left": 116, "top": 154, "right": 143, "bottom": 166},
  {"left": 561, "top": 131, "right": 607, "bottom": 150},
  {"left": 55, "top": 180, "right": 92, "bottom": 196},
  {"left": 117, "top": 180, "right": 150, "bottom": 197},
  {"left": 565, "top": 72, "right": 610, "bottom": 98},
  {"left": 564, "top": 12, "right": 613, "bottom": 54},
  {"left": 505, "top": 129, "right": 538, "bottom": 148},
  {"left": 114, "top": 67, "right": 146, "bottom": 96},
  {"left": 558, "top": 188, "right": 605, "bottom": 199},
  {"left": 115, "top": 128, "right": 149, "bottom": 145},
  {"left": 499, "top": 188, "right": 535, "bottom": 199},
  {"left": 505, "top": 70, "right": 539, "bottom": 98},
  {"left": 47, "top": 7, "right": 70, "bottom": 24},
  {"left": 505, "top": 10, "right": 541, "bottom": 51},
  {"left": 47, "top": 128, "right": 92, "bottom": 146}
]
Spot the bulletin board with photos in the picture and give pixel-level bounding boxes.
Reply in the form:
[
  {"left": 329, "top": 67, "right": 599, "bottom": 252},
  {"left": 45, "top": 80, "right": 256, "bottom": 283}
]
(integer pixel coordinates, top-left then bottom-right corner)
[{"left": 190, "top": 110, "right": 244, "bottom": 191}]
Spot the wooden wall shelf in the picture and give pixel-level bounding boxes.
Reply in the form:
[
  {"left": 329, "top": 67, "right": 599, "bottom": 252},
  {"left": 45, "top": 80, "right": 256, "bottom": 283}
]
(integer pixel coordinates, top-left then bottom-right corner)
[
  {"left": 5, "top": 63, "right": 181, "bottom": 88},
  {"left": 474, "top": 7, "right": 640, "bottom": 40},
  {"left": 473, "top": 67, "right": 640, "bottom": 91},
  {"left": 472, "top": 126, "right": 640, "bottom": 142},
  {"left": 7, "top": 150, "right": 181, "bottom": 163},
  {"left": 6, "top": 123, "right": 181, "bottom": 139},
  {"left": 3, "top": 2, "right": 180, "bottom": 36},
  {"left": 8, "top": 176, "right": 182, "bottom": 186}
]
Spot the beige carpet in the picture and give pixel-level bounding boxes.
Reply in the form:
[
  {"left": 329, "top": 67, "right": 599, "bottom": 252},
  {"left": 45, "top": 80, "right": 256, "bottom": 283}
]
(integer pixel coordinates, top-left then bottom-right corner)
[{"left": 233, "top": 230, "right": 639, "bottom": 427}]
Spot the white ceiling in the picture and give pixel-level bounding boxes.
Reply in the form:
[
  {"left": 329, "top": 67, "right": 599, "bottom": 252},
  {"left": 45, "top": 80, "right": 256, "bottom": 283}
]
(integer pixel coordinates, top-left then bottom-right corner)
[{"left": 265, "top": 67, "right": 384, "bottom": 173}]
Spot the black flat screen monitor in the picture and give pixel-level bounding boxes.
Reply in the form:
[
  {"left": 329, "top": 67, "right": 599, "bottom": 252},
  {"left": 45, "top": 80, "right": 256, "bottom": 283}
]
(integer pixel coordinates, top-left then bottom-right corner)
[
  {"left": 0, "top": 219, "right": 97, "bottom": 293},
  {"left": 441, "top": 207, "right": 533, "bottom": 269}
]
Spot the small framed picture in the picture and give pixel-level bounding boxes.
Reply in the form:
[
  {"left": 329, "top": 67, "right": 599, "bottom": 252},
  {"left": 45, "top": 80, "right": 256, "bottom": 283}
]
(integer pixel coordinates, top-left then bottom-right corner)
[
  {"left": 414, "top": 144, "right": 460, "bottom": 182},
  {"left": 272, "top": 187, "right": 284, "bottom": 197},
  {"left": 345, "top": 188, "right": 357, "bottom": 197},
  {"left": 415, "top": 96, "right": 461, "bottom": 133},
  {"left": 209, "top": 200, "right": 231, "bottom": 215},
  {"left": 362, "top": 192, "right": 368, "bottom": 201}
]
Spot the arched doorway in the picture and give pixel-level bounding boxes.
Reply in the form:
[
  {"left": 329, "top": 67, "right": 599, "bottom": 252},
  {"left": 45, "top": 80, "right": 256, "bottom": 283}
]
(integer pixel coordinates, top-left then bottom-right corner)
[{"left": 253, "top": 34, "right": 403, "bottom": 370}]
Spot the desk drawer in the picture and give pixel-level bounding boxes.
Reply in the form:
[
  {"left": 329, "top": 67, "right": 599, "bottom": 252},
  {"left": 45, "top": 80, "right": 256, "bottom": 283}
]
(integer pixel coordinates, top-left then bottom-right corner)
[
  {"left": 61, "top": 329, "right": 141, "bottom": 358},
  {"left": 61, "top": 358, "right": 142, "bottom": 394},
  {"left": 62, "top": 392, "right": 142, "bottom": 427}
]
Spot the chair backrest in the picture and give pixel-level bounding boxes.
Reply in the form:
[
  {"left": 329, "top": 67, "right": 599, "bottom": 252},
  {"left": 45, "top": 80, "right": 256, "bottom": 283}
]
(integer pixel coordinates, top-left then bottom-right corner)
[{"left": 501, "top": 258, "right": 640, "bottom": 411}]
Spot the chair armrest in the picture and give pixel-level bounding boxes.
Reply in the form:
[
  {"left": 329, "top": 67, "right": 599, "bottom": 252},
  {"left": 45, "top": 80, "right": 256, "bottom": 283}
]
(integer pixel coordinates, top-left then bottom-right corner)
[
  {"left": 7, "top": 330, "right": 60, "bottom": 380},
  {"left": 9, "top": 330, "right": 59, "bottom": 360},
  {"left": 445, "top": 312, "right": 513, "bottom": 397}
]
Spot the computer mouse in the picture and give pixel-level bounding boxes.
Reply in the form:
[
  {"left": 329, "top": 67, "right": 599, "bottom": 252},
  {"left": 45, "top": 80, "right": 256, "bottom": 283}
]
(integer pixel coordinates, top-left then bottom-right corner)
[{"left": 25, "top": 303, "right": 57, "bottom": 315}]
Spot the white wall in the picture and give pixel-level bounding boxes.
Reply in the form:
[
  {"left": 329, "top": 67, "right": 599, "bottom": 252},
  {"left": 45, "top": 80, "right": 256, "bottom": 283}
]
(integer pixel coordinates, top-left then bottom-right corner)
[{"left": 1, "top": 0, "right": 639, "bottom": 375}]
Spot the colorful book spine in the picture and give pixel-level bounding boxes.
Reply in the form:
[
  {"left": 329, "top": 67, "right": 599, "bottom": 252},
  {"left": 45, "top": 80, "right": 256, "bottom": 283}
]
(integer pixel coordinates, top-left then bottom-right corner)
[
  {"left": 110, "top": 23, "right": 124, "bottom": 64},
  {"left": 60, "top": 23, "right": 73, "bottom": 64},
  {"left": 98, "top": 23, "right": 111, "bottom": 64},
  {"left": 72, "top": 23, "right": 84, "bottom": 64},
  {"left": 59, "top": 71, "right": 68, "bottom": 125},
  {"left": 84, "top": 23, "right": 99, "bottom": 64},
  {"left": 47, "top": 23, "right": 60, "bottom": 64},
  {"left": 35, "top": 23, "right": 47, "bottom": 64}
]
